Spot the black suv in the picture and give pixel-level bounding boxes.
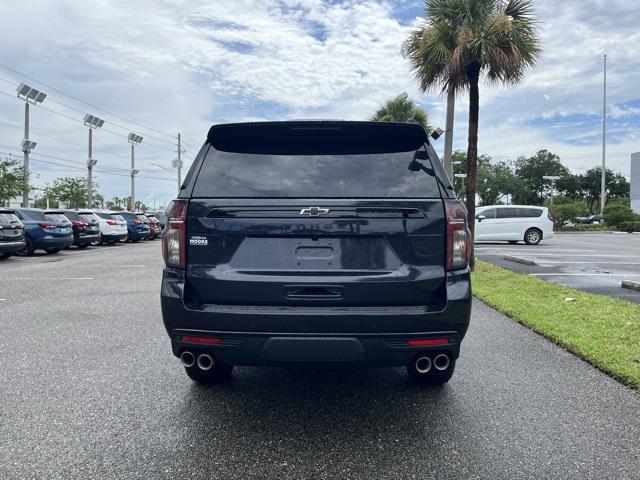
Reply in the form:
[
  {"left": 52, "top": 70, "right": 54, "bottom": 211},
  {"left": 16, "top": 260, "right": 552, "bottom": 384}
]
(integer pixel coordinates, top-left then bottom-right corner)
[
  {"left": 0, "top": 210, "right": 25, "bottom": 259},
  {"left": 161, "top": 121, "right": 471, "bottom": 384}
]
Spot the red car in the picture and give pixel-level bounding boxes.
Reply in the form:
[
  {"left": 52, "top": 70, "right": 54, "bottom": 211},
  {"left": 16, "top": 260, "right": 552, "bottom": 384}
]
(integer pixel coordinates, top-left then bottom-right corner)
[{"left": 145, "top": 213, "right": 162, "bottom": 239}]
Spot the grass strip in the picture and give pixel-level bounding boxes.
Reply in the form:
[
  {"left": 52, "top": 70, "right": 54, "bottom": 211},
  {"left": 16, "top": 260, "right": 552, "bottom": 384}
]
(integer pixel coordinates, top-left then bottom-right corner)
[{"left": 472, "top": 260, "right": 640, "bottom": 390}]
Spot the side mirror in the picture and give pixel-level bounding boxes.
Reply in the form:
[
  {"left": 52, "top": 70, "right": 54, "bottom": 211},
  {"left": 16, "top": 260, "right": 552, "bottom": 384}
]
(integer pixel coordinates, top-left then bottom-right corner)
[{"left": 476, "top": 215, "right": 486, "bottom": 222}]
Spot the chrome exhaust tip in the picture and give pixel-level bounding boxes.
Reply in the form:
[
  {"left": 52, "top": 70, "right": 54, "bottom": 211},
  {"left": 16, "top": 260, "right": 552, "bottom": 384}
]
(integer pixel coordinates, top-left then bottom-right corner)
[
  {"left": 414, "top": 356, "right": 432, "bottom": 374},
  {"left": 196, "top": 353, "right": 214, "bottom": 371},
  {"left": 180, "top": 351, "right": 195, "bottom": 368},
  {"left": 433, "top": 353, "right": 450, "bottom": 371}
]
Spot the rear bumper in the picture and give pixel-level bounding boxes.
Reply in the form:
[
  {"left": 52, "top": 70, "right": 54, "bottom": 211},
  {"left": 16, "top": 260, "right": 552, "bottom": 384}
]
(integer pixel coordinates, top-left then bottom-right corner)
[
  {"left": 161, "top": 268, "right": 472, "bottom": 367},
  {"left": 0, "top": 240, "right": 26, "bottom": 254},
  {"left": 74, "top": 233, "right": 101, "bottom": 245},
  {"left": 33, "top": 236, "right": 74, "bottom": 250},
  {"left": 102, "top": 232, "right": 128, "bottom": 242},
  {"left": 129, "top": 230, "right": 150, "bottom": 240}
]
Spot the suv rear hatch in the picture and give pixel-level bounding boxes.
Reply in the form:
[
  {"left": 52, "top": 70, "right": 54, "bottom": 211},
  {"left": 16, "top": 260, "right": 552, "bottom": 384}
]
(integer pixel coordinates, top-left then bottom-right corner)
[{"left": 176, "top": 122, "right": 455, "bottom": 310}]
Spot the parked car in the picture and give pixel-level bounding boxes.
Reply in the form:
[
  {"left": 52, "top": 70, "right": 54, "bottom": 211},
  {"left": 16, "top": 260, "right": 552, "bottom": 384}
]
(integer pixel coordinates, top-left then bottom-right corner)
[
  {"left": 475, "top": 205, "right": 554, "bottom": 245},
  {"left": 161, "top": 120, "right": 472, "bottom": 384},
  {"left": 92, "top": 210, "right": 129, "bottom": 244},
  {"left": 0, "top": 210, "right": 26, "bottom": 259},
  {"left": 53, "top": 210, "right": 101, "bottom": 248},
  {"left": 144, "top": 213, "right": 162, "bottom": 239},
  {"left": 10, "top": 208, "right": 74, "bottom": 255},
  {"left": 153, "top": 211, "right": 168, "bottom": 229},
  {"left": 119, "top": 211, "right": 150, "bottom": 242}
]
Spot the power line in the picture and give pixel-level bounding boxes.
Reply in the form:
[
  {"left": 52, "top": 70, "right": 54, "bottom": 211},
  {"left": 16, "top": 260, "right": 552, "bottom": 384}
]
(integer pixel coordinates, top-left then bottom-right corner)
[{"left": 0, "top": 62, "right": 177, "bottom": 140}]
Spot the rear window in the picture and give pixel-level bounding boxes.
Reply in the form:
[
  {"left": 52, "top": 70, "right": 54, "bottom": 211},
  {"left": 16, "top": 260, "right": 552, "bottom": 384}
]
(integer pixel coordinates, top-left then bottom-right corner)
[
  {"left": 45, "top": 213, "right": 71, "bottom": 224},
  {"left": 63, "top": 211, "right": 79, "bottom": 220},
  {"left": 0, "top": 213, "right": 20, "bottom": 223},
  {"left": 21, "top": 210, "right": 46, "bottom": 221},
  {"left": 79, "top": 213, "right": 97, "bottom": 223},
  {"left": 119, "top": 212, "right": 136, "bottom": 220},
  {"left": 137, "top": 215, "right": 149, "bottom": 222},
  {"left": 193, "top": 148, "right": 441, "bottom": 198},
  {"left": 111, "top": 214, "right": 125, "bottom": 221}
]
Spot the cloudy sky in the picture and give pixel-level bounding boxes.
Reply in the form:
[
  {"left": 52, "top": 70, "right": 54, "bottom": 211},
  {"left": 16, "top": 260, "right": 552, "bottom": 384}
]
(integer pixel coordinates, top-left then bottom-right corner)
[{"left": 0, "top": 0, "right": 638, "bottom": 207}]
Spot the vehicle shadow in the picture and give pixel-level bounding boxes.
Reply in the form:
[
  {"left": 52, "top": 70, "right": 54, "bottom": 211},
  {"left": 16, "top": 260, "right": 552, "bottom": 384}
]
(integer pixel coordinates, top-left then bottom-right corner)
[{"left": 166, "top": 367, "right": 472, "bottom": 477}]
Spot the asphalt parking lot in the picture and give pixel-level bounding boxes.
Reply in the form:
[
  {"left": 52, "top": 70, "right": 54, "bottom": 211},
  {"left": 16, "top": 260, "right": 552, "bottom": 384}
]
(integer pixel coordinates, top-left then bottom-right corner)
[
  {"left": 476, "top": 233, "right": 640, "bottom": 303},
  {"left": 1, "top": 241, "right": 639, "bottom": 479}
]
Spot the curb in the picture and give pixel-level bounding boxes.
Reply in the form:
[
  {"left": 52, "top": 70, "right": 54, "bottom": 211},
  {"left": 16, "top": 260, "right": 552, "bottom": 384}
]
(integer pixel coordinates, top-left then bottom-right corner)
[
  {"left": 503, "top": 255, "right": 538, "bottom": 266},
  {"left": 621, "top": 280, "right": 640, "bottom": 292},
  {"left": 555, "top": 231, "right": 617, "bottom": 234}
]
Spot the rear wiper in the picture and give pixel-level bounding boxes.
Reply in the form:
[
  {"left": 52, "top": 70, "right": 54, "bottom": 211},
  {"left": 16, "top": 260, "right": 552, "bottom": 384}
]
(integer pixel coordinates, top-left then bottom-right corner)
[{"left": 408, "top": 151, "right": 435, "bottom": 175}]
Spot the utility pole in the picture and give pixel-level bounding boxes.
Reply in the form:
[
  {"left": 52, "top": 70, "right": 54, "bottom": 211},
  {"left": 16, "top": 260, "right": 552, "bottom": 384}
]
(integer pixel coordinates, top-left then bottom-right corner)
[
  {"left": 443, "top": 89, "right": 455, "bottom": 180},
  {"left": 23, "top": 102, "right": 29, "bottom": 208},
  {"left": 16, "top": 84, "right": 46, "bottom": 207},
  {"left": 177, "top": 133, "right": 182, "bottom": 192},
  {"left": 127, "top": 133, "right": 143, "bottom": 211},
  {"left": 543, "top": 175, "right": 561, "bottom": 205},
  {"left": 600, "top": 54, "right": 607, "bottom": 216}
]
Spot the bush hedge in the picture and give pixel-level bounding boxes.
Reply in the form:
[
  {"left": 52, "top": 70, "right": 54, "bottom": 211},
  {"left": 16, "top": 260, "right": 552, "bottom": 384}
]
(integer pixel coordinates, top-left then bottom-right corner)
[{"left": 618, "top": 221, "right": 640, "bottom": 233}]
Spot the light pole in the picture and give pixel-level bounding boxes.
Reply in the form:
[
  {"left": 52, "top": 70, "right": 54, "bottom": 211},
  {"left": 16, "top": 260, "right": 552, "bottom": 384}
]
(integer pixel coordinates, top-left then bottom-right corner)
[
  {"left": 600, "top": 54, "right": 607, "bottom": 215},
  {"left": 454, "top": 173, "right": 467, "bottom": 201},
  {"left": 176, "top": 133, "right": 184, "bottom": 191},
  {"left": 16, "top": 83, "right": 47, "bottom": 207},
  {"left": 128, "top": 133, "right": 143, "bottom": 211},
  {"left": 543, "top": 175, "right": 561, "bottom": 205},
  {"left": 83, "top": 114, "right": 104, "bottom": 208}
]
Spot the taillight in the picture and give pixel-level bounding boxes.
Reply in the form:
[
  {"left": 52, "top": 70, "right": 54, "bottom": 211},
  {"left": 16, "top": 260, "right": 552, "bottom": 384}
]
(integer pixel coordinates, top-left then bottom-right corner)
[
  {"left": 445, "top": 199, "right": 470, "bottom": 270},
  {"left": 408, "top": 337, "right": 449, "bottom": 346},
  {"left": 133, "top": 220, "right": 142, "bottom": 224},
  {"left": 162, "top": 200, "right": 187, "bottom": 267},
  {"left": 38, "top": 222, "right": 57, "bottom": 230},
  {"left": 72, "top": 220, "right": 84, "bottom": 227},
  {"left": 548, "top": 213, "right": 556, "bottom": 222}
]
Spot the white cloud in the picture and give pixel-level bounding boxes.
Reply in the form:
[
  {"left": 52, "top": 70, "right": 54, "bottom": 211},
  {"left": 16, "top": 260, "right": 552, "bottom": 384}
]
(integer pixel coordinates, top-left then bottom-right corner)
[{"left": 0, "top": 0, "right": 638, "bottom": 206}]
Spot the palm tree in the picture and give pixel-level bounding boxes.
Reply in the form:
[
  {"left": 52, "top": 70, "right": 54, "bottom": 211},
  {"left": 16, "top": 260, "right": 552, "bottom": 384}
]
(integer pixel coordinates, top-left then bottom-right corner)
[
  {"left": 371, "top": 93, "right": 431, "bottom": 131},
  {"left": 403, "top": 0, "right": 540, "bottom": 268}
]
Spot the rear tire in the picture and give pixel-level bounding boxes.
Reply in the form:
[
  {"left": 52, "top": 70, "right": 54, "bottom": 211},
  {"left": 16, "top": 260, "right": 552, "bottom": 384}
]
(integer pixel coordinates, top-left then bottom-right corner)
[
  {"left": 16, "top": 238, "right": 35, "bottom": 256},
  {"left": 524, "top": 228, "right": 542, "bottom": 245},
  {"left": 184, "top": 363, "right": 234, "bottom": 383},
  {"left": 45, "top": 248, "right": 60, "bottom": 254},
  {"left": 407, "top": 355, "right": 455, "bottom": 385}
]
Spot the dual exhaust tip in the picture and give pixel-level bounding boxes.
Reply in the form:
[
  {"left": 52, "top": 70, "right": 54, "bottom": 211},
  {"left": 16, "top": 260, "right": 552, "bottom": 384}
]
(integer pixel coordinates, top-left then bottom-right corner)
[
  {"left": 414, "top": 353, "right": 450, "bottom": 374},
  {"left": 180, "top": 351, "right": 214, "bottom": 371}
]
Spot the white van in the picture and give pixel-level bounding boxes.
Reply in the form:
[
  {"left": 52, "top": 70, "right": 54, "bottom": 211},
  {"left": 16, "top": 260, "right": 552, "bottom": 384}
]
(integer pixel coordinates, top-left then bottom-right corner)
[{"left": 474, "top": 205, "right": 554, "bottom": 245}]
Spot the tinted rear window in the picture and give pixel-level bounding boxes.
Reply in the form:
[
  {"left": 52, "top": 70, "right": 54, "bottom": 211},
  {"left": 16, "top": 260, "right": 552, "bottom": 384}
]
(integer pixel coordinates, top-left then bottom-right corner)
[
  {"left": 21, "top": 210, "right": 46, "bottom": 221},
  {"left": 45, "top": 213, "right": 71, "bottom": 223},
  {"left": 0, "top": 213, "right": 20, "bottom": 223},
  {"left": 193, "top": 148, "right": 441, "bottom": 198},
  {"left": 63, "top": 211, "right": 79, "bottom": 220},
  {"left": 79, "top": 214, "right": 97, "bottom": 222},
  {"left": 111, "top": 214, "right": 125, "bottom": 221}
]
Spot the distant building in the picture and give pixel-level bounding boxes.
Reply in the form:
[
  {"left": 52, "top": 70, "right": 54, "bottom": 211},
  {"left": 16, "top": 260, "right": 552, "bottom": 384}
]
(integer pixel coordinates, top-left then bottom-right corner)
[{"left": 632, "top": 152, "right": 640, "bottom": 214}]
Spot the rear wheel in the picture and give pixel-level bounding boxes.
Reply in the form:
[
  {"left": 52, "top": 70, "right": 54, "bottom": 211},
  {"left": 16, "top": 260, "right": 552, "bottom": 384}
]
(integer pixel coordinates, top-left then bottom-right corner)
[
  {"left": 184, "top": 364, "right": 234, "bottom": 383},
  {"left": 45, "top": 248, "right": 60, "bottom": 255},
  {"left": 524, "top": 228, "right": 542, "bottom": 245},
  {"left": 407, "top": 353, "right": 455, "bottom": 385},
  {"left": 16, "top": 238, "right": 35, "bottom": 256}
]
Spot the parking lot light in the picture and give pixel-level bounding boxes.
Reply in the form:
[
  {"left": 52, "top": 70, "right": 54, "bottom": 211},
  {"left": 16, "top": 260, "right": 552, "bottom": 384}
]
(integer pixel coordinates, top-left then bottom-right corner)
[
  {"left": 84, "top": 114, "right": 105, "bottom": 208},
  {"left": 16, "top": 83, "right": 47, "bottom": 207},
  {"left": 128, "top": 133, "right": 143, "bottom": 210}
]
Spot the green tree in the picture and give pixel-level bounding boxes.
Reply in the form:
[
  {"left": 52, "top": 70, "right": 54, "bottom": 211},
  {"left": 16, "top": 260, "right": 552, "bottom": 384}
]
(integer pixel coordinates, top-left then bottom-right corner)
[
  {"left": 371, "top": 93, "right": 431, "bottom": 131},
  {"left": 603, "top": 202, "right": 638, "bottom": 228},
  {"left": 42, "top": 177, "right": 89, "bottom": 209},
  {"left": 403, "top": 0, "right": 541, "bottom": 268},
  {"left": 0, "top": 158, "right": 26, "bottom": 206},
  {"left": 514, "top": 150, "right": 569, "bottom": 204},
  {"left": 452, "top": 151, "right": 526, "bottom": 205},
  {"left": 549, "top": 201, "right": 587, "bottom": 227}
]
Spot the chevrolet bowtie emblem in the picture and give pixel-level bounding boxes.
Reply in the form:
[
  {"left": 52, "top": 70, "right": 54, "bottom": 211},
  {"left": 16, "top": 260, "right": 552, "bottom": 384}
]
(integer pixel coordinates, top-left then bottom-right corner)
[{"left": 299, "top": 207, "right": 330, "bottom": 216}]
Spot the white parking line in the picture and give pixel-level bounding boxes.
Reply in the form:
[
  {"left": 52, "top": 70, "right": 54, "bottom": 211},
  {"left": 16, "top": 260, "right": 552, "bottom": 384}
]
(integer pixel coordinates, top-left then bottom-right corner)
[
  {"left": 533, "top": 262, "right": 640, "bottom": 265},
  {"left": 530, "top": 273, "right": 640, "bottom": 276},
  {"left": 0, "top": 277, "right": 94, "bottom": 281}
]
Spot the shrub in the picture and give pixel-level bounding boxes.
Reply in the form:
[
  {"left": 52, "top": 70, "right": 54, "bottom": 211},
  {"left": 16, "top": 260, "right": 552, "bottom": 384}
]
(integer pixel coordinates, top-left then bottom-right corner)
[
  {"left": 549, "top": 202, "right": 587, "bottom": 226},
  {"left": 603, "top": 203, "right": 638, "bottom": 228},
  {"left": 557, "top": 223, "right": 609, "bottom": 232},
  {"left": 618, "top": 221, "right": 640, "bottom": 233}
]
